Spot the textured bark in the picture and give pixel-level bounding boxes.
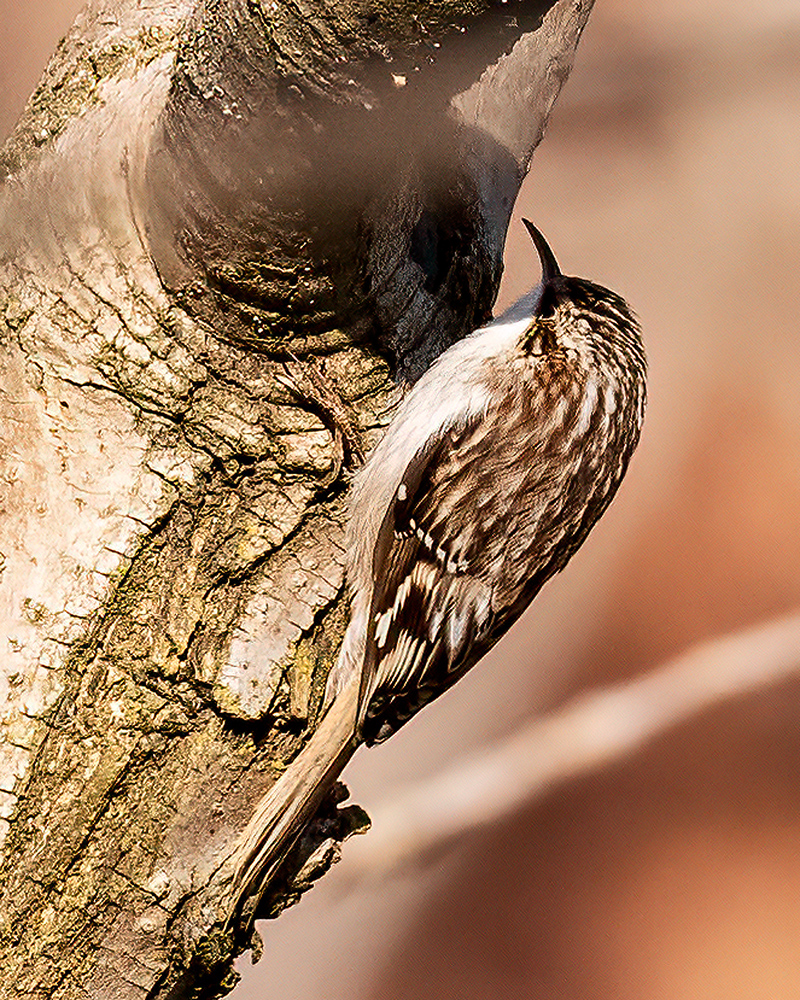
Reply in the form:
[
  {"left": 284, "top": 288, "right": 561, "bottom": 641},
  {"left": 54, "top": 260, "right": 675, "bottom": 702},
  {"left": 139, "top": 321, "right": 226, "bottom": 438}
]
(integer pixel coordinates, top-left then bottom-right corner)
[{"left": 0, "top": 0, "right": 594, "bottom": 995}]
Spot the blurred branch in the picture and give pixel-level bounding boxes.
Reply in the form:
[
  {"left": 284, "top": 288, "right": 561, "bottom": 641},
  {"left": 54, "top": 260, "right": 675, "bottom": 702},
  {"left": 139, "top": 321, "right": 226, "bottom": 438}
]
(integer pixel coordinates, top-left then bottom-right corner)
[{"left": 343, "top": 612, "right": 800, "bottom": 881}]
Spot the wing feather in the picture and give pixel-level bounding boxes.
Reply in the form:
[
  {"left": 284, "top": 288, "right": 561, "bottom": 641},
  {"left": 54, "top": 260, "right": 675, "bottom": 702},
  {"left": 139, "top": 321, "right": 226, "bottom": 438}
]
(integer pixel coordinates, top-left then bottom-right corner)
[{"left": 357, "top": 417, "right": 496, "bottom": 742}]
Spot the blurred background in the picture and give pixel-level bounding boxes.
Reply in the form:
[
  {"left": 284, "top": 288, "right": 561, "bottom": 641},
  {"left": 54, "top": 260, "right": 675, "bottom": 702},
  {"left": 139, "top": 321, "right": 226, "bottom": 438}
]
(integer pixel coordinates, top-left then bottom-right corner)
[{"left": 4, "top": 1, "right": 800, "bottom": 996}]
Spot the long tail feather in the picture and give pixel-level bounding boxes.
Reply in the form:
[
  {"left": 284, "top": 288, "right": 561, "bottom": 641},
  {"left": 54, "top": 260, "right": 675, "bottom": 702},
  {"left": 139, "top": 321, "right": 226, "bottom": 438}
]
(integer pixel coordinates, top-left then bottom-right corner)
[{"left": 224, "top": 679, "right": 360, "bottom": 924}]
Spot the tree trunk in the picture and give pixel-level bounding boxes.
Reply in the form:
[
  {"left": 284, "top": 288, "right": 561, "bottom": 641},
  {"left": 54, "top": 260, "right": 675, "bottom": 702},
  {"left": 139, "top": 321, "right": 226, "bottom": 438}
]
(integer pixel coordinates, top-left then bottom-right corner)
[{"left": 0, "top": 0, "right": 594, "bottom": 995}]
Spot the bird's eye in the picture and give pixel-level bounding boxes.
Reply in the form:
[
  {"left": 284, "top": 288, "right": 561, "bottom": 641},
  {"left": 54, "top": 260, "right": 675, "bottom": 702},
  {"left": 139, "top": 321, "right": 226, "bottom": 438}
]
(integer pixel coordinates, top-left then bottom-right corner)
[{"left": 536, "top": 284, "right": 559, "bottom": 319}]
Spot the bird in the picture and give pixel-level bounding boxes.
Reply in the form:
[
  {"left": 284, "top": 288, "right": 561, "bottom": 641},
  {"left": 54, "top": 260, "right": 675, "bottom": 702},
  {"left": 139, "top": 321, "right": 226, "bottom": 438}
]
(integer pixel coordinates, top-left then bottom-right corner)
[{"left": 224, "top": 219, "right": 647, "bottom": 921}]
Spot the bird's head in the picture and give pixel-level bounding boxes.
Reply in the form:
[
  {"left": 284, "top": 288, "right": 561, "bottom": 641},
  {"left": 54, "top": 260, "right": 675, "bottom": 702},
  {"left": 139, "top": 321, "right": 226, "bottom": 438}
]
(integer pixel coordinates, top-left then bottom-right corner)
[{"left": 521, "top": 218, "right": 642, "bottom": 362}]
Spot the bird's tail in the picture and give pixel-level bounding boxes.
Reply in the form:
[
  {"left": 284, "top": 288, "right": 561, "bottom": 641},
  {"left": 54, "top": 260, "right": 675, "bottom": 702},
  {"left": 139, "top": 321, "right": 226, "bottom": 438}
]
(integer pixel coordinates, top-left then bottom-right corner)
[{"left": 223, "top": 679, "right": 360, "bottom": 925}]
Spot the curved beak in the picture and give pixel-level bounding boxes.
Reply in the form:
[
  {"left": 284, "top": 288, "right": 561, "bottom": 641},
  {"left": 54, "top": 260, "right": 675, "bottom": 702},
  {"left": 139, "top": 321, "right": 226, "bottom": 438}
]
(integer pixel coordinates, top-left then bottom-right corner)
[{"left": 522, "top": 219, "right": 562, "bottom": 286}]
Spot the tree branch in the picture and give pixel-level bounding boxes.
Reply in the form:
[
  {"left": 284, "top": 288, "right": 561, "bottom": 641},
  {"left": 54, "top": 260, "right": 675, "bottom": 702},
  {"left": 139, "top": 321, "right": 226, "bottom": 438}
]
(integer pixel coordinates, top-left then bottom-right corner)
[
  {"left": 0, "top": 0, "right": 594, "bottom": 995},
  {"left": 341, "top": 612, "right": 800, "bottom": 883}
]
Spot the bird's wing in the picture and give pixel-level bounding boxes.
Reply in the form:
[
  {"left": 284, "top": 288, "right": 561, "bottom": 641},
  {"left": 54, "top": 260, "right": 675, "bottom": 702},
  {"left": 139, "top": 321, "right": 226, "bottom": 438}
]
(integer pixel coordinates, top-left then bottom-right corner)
[{"left": 357, "top": 415, "right": 503, "bottom": 743}]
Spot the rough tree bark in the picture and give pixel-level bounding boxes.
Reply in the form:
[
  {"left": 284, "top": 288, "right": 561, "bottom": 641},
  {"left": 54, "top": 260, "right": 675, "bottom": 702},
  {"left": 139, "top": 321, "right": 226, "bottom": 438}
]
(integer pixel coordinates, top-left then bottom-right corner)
[{"left": 0, "top": 0, "right": 594, "bottom": 995}]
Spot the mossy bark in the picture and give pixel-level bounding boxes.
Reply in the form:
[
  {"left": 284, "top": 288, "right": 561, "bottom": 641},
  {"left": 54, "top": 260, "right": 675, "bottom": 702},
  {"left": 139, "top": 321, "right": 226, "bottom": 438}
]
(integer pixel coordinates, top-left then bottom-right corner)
[{"left": 0, "top": 0, "right": 593, "bottom": 995}]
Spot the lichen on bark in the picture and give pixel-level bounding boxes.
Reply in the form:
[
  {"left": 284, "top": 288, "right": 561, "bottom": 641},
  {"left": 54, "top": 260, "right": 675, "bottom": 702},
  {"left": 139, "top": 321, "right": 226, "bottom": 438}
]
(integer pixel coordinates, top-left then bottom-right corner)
[{"left": 0, "top": 0, "right": 594, "bottom": 994}]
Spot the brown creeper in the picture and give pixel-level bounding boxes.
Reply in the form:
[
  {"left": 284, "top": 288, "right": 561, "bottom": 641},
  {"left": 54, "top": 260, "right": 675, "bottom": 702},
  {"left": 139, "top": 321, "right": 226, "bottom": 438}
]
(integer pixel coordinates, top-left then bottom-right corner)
[{"left": 228, "top": 221, "right": 646, "bottom": 915}]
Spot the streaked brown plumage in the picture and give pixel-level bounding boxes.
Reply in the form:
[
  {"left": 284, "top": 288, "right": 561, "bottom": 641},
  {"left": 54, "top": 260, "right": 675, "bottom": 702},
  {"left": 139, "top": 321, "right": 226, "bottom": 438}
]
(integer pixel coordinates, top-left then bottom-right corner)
[{"left": 225, "top": 221, "right": 646, "bottom": 920}]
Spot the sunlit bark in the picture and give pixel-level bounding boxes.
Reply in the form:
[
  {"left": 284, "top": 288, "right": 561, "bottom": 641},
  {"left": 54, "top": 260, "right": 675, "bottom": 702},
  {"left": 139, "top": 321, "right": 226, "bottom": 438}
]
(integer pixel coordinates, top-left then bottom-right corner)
[{"left": 0, "top": 0, "right": 593, "bottom": 994}]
